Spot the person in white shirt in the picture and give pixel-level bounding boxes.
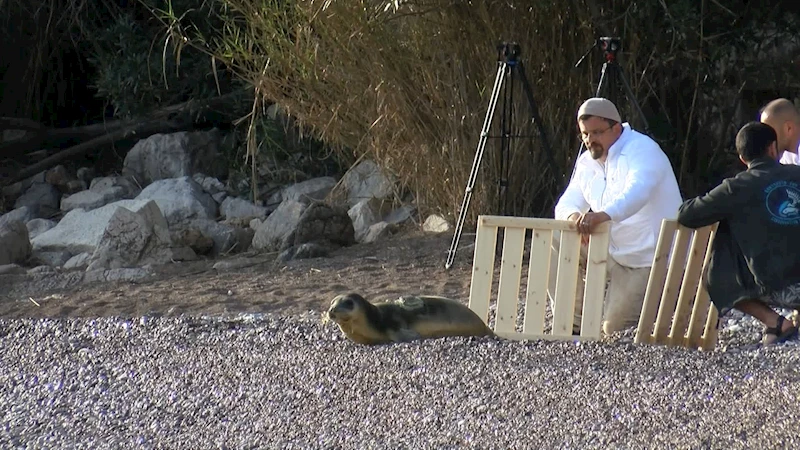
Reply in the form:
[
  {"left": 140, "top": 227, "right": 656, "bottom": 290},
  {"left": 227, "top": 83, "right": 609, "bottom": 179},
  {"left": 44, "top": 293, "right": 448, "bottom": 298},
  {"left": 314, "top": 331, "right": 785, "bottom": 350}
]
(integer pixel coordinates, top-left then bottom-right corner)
[
  {"left": 759, "top": 98, "right": 800, "bottom": 164},
  {"left": 550, "top": 97, "right": 683, "bottom": 335}
]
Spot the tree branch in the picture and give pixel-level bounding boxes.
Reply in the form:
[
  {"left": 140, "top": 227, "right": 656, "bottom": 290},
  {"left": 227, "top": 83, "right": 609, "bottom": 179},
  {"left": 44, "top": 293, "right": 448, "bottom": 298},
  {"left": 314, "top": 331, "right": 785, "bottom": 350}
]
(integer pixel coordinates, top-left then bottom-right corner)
[
  {"left": 0, "top": 87, "right": 256, "bottom": 160},
  {"left": 0, "top": 87, "right": 259, "bottom": 187},
  {"left": 0, "top": 118, "right": 46, "bottom": 132},
  {"left": 1, "top": 119, "right": 187, "bottom": 187}
]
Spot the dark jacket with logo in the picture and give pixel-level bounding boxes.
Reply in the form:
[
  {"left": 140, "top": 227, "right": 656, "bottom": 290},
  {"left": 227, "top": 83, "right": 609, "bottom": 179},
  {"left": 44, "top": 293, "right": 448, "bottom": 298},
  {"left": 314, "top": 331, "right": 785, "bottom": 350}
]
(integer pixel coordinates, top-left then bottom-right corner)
[{"left": 677, "top": 157, "right": 800, "bottom": 314}]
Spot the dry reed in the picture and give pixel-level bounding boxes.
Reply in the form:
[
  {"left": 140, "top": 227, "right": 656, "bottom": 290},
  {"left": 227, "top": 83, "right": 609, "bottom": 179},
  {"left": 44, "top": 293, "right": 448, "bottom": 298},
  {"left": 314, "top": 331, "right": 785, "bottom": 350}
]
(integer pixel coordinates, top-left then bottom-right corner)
[
  {"left": 192, "top": 0, "right": 606, "bottom": 223},
  {"left": 7, "top": 0, "right": 800, "bottom": 229}
]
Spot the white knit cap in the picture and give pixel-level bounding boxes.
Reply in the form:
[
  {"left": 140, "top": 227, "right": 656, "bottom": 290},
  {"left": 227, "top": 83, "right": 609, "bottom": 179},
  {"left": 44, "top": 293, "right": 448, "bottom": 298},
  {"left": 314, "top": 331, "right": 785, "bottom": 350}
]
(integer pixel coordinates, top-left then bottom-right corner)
[{"left": 577, "top": 97, "right": 621, "bottom": 123}]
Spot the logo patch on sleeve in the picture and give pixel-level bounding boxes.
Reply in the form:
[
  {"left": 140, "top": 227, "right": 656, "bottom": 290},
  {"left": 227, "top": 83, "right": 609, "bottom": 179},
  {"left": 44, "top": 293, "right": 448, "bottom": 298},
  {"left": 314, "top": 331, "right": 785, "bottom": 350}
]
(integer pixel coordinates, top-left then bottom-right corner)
[{"left": 765, "top": 180, "right": 800, "bottom": 225}]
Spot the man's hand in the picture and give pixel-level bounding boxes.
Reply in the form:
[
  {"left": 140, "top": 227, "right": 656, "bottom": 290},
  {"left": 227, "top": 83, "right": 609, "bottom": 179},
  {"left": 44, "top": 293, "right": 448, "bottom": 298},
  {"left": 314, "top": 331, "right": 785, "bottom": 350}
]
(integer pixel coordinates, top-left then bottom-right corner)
[
  {"left": 577, "top": 211, "right": 611, "bottom": 235},
  {"left": 567, "top": 212, "right": 589, "bottom": 245}
]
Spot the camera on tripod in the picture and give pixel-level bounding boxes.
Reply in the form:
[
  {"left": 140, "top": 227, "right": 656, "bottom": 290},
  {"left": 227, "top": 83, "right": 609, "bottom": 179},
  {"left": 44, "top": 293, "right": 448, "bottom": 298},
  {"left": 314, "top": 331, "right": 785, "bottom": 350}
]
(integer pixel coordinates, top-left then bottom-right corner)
[
  {"left": 444, "top": 41, "right": 557, "bottom": 269},
  {"left": 497, "top": 42, "right": 521, "bottom": 63},
  {"left": 597, "top": 37, "right": 622, "bottom": 61}
]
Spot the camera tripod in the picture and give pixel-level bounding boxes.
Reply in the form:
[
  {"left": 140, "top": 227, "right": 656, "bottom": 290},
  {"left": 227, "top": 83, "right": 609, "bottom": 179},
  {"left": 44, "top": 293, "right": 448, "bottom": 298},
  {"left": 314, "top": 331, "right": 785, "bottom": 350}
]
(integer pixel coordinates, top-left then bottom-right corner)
[
  {"left": 568, "top": 37, "right": 651, "bottom": 183},
  {"left": 444, "top": 42, "right": 559, "bottom": 270}
]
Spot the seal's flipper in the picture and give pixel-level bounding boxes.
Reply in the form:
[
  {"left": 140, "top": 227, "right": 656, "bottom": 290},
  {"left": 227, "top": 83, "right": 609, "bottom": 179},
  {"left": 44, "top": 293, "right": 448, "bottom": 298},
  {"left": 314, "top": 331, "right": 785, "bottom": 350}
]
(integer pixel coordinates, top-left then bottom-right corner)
[
  {"left": 388, "top": 328, "right": 422, "bottom": 343},
  {"left": 395, "top": 295, "right": 425, "bottom": 311}
]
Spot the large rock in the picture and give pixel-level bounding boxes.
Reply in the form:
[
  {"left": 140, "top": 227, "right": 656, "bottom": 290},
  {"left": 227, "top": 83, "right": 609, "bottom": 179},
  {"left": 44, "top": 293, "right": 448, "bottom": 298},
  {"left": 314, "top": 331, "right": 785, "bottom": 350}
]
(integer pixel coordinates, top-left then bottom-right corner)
[
  {"left": 134, "top": 177, "right": 218, "bottom": 226},
  {"left": 341, "top": 160, "right": 395, "bottom": 206},
  {"left": 60, "top": 187, "right": 126, "bottom": 213},
  {"left": 122, "top": 129, "right": 228, "bottom": 187},
  {"left": 192, "top": 173, "right": 227, "bottom": 196},
  {"left": 30, "top": 250, "right": 72, "bottom": 267},
  {"left": 251, "top": 200, "right": 308, "bottom": 252},
  {"left": 171, "top": 228, "right": 215, "bottom": 256},
  {"left": 220, "top": 196, "right": 269, "bottom": 220},
  {"left": 187, "top": 219, "right": 255, "bottom": 256},
  {"left": 44, "top": 165, "right": 85, "bottom": 193},
  {"left": 362, "top": 221, "right": 396, "bottom": 244},
  {"left": 347, "top": 198, "right": 393, "bottom": 243},
  {"left": 45, "top": 165, "right": 73, "bottom": 192},
  {"left": 64, "top": 252, "right": 91, "bottom": 270},
  {"left": 59, "top": 176, "right": 137, "bottom": 214},
  {"left": 2, "top": 171, "right": 45, "bottom": 205},
  {"left": 26, "top": 218, "right": 57, "bottom": 240},
  {"left": 423, "top": 214, "right": 452, "bottom": 233},
  {"left": 87, "top": 200, "right": 197, "bottom": 271},
  {"left": 14, "top": 182, "right": 61, "bottom": 218},
  {"left": 0, "top": 206, "right": 36, "bottom": 227},
  {"left": 282, "top": 202, "right": 356, "bottom": 252},
  {"left": 76, "top": 167, "right": 96, "bottom": 185},
  {"left": 89, "top": 176, "right": 140, "bottom": 199},
  {"left": 30, "top": 199, "right": 155, "bottom": 254},
  {"left": 281, "top": 177, "right": 337, "bottom": 205},
  {"left": 0, "top": 220, "right": 32, "bottom": 265}
]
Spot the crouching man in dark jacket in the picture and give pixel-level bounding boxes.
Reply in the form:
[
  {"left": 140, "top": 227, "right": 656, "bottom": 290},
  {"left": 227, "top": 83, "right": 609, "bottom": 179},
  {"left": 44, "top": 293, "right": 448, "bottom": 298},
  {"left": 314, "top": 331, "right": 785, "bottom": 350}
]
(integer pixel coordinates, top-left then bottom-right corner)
[{"left": 678, "top": 121, "right": 800, "bottom": 345}]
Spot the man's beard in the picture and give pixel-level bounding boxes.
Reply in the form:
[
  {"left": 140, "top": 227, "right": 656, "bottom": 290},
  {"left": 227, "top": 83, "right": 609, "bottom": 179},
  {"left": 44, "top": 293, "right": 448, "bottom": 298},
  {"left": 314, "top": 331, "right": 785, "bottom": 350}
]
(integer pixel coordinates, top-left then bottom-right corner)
[{"left": 589, "top": 143, "right": 605, "bottom": 159}]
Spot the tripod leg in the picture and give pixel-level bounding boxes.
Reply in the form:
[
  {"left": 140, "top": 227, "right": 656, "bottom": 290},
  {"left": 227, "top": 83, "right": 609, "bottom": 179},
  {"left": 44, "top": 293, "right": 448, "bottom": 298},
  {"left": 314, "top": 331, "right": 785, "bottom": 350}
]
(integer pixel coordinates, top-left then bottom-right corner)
[
  {"left": 445, "top": 62, "right": 507, "bottom": 269},
  {"left": 499, "top": 63, "right": 513, "bottom": 216},
  {"left": 565, "top": 62, "right": 610, "bottom": 190},
  {"left": 613, "top": 63, "right": 652, "bottom": 135},
  {"left": 516, "top": 60, "right": 561, "bottom": 192},
  {"left": 595, "top": 62, "right": 610, "bottom": 97},
  {"left": 607, "top": 62, "right": 619, "bottom": 106}
]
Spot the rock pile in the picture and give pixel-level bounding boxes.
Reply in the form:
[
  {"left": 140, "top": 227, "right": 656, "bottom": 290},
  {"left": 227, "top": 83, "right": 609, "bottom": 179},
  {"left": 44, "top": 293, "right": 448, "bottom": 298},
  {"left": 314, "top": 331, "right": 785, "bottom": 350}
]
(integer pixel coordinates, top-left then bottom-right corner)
[{"left": 0, "top": 128, "right": 454, "bottom": 280}]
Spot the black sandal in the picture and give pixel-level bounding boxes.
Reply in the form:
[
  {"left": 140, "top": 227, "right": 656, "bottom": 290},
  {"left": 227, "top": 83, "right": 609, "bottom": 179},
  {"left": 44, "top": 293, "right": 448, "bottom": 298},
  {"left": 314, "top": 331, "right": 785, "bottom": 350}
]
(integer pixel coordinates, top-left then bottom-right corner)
[{"left": 763, "top": 315, "right": 800, "bottom": 345}]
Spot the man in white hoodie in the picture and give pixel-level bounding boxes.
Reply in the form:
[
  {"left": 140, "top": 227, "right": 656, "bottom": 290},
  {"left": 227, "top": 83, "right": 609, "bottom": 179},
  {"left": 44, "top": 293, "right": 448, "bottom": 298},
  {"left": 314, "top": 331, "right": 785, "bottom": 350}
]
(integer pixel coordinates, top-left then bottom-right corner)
[
  {"left": 551, "top": 97, "right": 683, "bottom": 335},
  {"left": 759, "top": 98, "right": 800, "bottom": 163}
]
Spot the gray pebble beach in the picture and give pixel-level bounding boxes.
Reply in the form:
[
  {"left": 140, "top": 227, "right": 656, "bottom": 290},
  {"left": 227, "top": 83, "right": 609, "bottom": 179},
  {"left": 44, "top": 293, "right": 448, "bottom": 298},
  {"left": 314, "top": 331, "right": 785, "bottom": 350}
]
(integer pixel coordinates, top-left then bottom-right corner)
[{"left": 2, "top": 311, "right": 800, "bottom": 449}]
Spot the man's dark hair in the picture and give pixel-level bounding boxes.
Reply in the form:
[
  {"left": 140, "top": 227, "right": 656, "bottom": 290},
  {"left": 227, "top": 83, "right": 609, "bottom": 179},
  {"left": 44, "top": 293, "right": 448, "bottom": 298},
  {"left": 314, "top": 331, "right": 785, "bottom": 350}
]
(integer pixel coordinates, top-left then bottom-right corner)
[{"left": 736, "top": 121, "right": 777, "bottom": 162}]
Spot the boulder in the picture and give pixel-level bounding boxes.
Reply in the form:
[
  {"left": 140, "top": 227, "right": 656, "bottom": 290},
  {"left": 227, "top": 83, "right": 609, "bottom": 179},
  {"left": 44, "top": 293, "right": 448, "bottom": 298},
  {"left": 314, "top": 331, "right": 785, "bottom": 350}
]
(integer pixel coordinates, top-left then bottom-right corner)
[
  {"left": 251, "top": 200, "right": 308, "bottom": 252},
  {"left": 134, "top": 177, "right": 218, "bottom": 226},
  {"left": 0, "top": 220, "right": 32, "bottom": 265},
  {"left": 341, "top": 159, "right": 395, "bottom": 206},
  {"left": 86, "top": 200, "right": 197, "bottom": 271},
  {"left": 122, "top": 129, "right": 228, "bottom": 186}
]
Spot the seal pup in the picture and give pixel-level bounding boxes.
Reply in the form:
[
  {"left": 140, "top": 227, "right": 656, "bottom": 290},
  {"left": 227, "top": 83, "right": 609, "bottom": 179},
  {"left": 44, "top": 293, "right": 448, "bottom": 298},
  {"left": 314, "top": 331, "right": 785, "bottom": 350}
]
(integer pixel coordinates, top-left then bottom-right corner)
[{"left": 322, "top": 292, "right": 494, "bottom": 345}]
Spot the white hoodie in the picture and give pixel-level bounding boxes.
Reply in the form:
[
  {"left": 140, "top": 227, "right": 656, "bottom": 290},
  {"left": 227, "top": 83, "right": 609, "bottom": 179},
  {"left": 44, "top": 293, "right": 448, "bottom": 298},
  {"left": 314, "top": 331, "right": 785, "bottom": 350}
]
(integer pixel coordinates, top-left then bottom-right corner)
[
  {"left": 554, "top": 123, "right": 683, "bottom": 268},
  {"left": 780, "top": 146, "right": 800, "bottom": 165}
]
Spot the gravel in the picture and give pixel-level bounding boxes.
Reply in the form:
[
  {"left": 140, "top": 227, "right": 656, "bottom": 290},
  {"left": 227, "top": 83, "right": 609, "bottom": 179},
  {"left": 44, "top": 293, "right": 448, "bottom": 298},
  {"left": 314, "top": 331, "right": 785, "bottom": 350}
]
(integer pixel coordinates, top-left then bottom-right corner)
[{"left": 2, "top": 311, "right": 800, "bottom": 449}]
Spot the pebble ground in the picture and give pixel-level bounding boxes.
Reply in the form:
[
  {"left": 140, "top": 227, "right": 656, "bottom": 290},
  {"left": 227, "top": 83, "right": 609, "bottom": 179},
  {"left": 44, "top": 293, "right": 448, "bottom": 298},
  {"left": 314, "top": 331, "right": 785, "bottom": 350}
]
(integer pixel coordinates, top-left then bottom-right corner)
[{"left": 2, "top": 311, "right": 799, "bottom": 449}]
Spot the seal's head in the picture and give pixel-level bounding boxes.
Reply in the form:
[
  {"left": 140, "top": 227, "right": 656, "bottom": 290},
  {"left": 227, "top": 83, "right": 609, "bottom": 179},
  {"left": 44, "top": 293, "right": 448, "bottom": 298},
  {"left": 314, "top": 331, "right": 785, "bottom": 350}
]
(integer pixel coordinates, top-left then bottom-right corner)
[{"left": 323, "top": 293, "right": 368, "bottom": 326}]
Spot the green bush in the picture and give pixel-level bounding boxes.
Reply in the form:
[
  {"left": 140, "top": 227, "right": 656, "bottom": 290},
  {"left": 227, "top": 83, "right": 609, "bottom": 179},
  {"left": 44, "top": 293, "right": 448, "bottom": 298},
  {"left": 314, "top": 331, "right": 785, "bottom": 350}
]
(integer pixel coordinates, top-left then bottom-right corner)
[{"left": 87, "top": 2, "right": 235, "bottom": 119}]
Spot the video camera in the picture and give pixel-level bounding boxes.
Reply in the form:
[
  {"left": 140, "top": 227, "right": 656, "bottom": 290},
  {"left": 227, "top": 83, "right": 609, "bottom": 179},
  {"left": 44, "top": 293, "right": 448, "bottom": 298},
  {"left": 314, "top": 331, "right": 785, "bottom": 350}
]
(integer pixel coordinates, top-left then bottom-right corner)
[{"left": 597, "top": 37, "right": 622, "bottom": 62}]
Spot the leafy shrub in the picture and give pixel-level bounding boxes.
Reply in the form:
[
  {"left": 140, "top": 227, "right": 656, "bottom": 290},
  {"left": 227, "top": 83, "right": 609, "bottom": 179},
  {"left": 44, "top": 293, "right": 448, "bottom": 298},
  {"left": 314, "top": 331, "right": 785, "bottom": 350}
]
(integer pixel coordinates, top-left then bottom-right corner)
[{"left": 87, "top": 2, "right": 234, "bottom": 119}]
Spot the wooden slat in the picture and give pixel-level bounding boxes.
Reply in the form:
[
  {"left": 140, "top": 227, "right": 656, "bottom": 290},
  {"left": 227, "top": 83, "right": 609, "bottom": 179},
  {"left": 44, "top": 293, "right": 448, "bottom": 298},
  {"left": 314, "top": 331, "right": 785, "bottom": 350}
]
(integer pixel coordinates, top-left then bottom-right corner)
[
  {"left": 652, "top": 226, "right": 693, "bottom": 343},
  {"left": 480, "top": 215, "right": 583, "bottom": 232},
  {"left": 634, "top": 219, "right": 678, "bottom": 344},
  {"left": 467, "top": 221, "right": 498, "bottom": 323},
  {"left": 523, "top": 228, "right": 552, "bottom": 335},
  {"left": 686, "top": 225, "right": 718, "bottom": 348},
  {"left": 580, "top": 222, "right": 611, "bottom": 339},
  {"left": 634, "top": 220, "right": 719, "bottom": 351},
  {"left": 701, "top": 306, "right": 719, "bottom": 351},
  {"left": 494, "top": 227, "right": 526, "bottom": 333},
  {"left": 668, "top": 226, "right": 713, "bottom": 345},
  {"left": 468, "top": 215, "right": 611, "bottom": 342},
  {"left": 551, "top": 230, "right": 581, "bottom": 337}
]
